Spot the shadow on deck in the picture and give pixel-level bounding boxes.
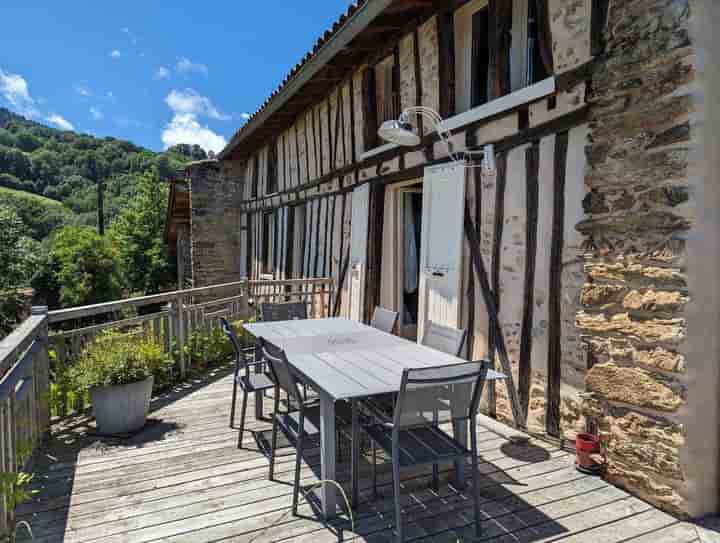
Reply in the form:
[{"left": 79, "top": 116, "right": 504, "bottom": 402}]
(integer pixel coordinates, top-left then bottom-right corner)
[{"left": 17, "top": 364, "right": 710, "bottom": 543}]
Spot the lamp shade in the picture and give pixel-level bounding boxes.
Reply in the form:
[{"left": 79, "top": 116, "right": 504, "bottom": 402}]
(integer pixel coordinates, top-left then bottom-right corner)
[{"left": 377, "top": 119, "right": 421, "bottom": 147}]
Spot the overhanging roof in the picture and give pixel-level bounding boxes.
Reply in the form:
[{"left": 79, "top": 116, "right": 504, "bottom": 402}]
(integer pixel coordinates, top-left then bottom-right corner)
[{"left": 218, "top": 0, "right": 437, "bottom": 162}]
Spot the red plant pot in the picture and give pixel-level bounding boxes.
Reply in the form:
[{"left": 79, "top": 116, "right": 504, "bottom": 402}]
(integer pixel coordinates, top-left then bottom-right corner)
[{"left": 576, "top": 433, "right": 601, "bottom": 473}]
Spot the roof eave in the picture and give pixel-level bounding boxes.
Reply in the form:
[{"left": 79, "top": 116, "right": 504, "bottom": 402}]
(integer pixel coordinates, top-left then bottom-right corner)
[{"left": 217, "top": 0, "right": 396, "bottom": 161}]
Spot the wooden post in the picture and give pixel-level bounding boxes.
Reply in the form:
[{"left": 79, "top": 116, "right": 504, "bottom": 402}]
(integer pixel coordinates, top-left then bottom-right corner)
[
  {"left": 31, "top": 306, "right": 51, "bottom": 435},
  {"left": 174, "top": 294, "right": 187, "bottom": 378}
]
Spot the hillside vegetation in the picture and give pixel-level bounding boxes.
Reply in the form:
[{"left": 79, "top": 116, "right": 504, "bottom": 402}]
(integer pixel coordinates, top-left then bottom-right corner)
[
  {"left": 0, "top": 108, "right": 206, "bottom": 335},
  {"left": 0, "top": 107, "right": 205, "bottom": 226}
]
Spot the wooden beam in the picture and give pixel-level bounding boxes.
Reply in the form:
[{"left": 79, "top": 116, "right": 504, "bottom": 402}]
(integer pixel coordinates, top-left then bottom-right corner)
[
  {"left": 519, "top": 143, "right": 540, "bottom": 424},
  {"left": 464, "top": 202, "right": 525, "bottom": 428},
  {"left": 546, "top": 131, "right": 569, "bottom": 437}
]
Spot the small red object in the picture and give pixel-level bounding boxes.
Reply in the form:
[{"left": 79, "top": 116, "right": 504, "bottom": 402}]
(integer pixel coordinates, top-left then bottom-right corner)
[{"left": 575, "top": 433, "right": 602, "bottom": 474}]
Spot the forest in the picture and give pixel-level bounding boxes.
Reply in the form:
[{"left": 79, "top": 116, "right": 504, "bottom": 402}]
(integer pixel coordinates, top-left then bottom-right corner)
[{"left": 0, "top": 107, "right": 205, "bottom": 336}]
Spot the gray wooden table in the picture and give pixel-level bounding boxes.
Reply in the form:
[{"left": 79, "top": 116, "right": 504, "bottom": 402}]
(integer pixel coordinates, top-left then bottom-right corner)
[{"left": 244, "top": 317, "right": 505, "bottom": 518}]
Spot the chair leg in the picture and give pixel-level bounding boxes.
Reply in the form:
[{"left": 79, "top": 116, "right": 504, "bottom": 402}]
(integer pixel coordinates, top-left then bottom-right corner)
[
  {"left": 432, "top": 463, "right": 439, "bottom": 491},
  {"left": 371, "top": 439, "right": 378, "bottom": 500},
  {"left": 229, "top": 375, "right": 239, "bottom": 428},
  {"left": 470, "top": 425, "right": 482, "bottom": 539},
  {"left": 392, "top": 450, "right": 403, "bottom": 543},
  {"left": 268, "top": 410, "right": 279, "bottom": 481},
  {"left": 293, "top": 413, "right": 305, "bottom": 516},
  {"left": 237, "top": 390, "right": 248, "bottom": 449}
]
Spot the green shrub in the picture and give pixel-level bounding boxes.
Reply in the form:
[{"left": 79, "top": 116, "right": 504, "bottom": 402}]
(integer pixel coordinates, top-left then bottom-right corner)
[{"left": 69, "top": 331, "right": 173, "bottom": 391}]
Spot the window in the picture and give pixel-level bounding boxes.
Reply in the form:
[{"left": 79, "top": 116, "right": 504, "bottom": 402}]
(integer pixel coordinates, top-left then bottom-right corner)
[
  {"left": 266, "top": 141, "right": 278, "bottom": 195},
  {"left": 362, "top": 50, "right": 400, "bottom": 151},
  {"left": 261, "top": 212, "right": 272, "bottom": 274},
  {"left": 471, "top": 7, "right": 490, "bottom": 107},
  {"left": 527, "top": 0, "right": 551, "bottom": 84},
  {"left": 375, "top": 53, "right": 400, "bottom": 127},
  {"left": 250, "top": 154, "right": 259, "bottom": 198}
]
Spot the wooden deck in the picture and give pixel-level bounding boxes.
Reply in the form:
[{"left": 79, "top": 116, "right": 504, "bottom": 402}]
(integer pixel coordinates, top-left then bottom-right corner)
[{"left": 18, "top": 364, "right": 718, "bottom": 542}]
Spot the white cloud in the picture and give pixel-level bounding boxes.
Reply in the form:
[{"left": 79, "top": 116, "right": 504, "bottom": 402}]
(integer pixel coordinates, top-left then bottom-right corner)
[
  {"left": 176, "top": 57, "right": 208, "bottom": 76},
  {"left": 74, "top": 83, "right": 92, "bottom": 97},
  {"left": 0, "top": 68, "right": 38, "bottom": 117},
  {"left": 110, "top": 50, "right": 121, "bottom": 59},
  {"left": 89, "top": 106, "right": 103, "bottom": 121},
  {"left": 161, "top": 113, "right": 225, "bottom": 154},
  {"left": 46, "top": 114, "right": 74, "bottom": 131},
  {"left": 240, "top": 112, "right": 251, "bottom": 120},
  {"left": 165, "top": 89, "right": 230, "bottom": 120},
  {"left": 154, "top": 66, "right": 171, "bottom": 80}
]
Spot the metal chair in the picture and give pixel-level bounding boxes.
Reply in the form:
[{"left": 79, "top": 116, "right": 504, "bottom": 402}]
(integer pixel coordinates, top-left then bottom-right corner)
[
  {"left": 221, "top": 318, "right": 275, "bottom": 447},
  {"left": 259, "top": 301, "right": 308, "bottom": 322},
  {"left": 362, "top": 322, "right": 467, "bottom": 423},
  {"left": 370, "top": 306, "right": 399, "bottom": 334},
  {"left": 262, "top": 337, "right": 352, "bottom": 516},
  {"left": 362, "top": 361, "right": 490, "bottom": 543},
  {"left": 422, "top": 321, "right": 467, "bottom": 357}
]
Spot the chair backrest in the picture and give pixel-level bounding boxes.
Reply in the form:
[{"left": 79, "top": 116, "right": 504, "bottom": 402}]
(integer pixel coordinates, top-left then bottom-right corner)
[
  {"left": 258, "top": 337, "right": 304, "bottom": 406},
  {"left": 259, "top": 301, "right": 308, "bottom": 322},
  {"left": 393, "top": 361, "right": 489, "bottom": 429},
  {"left": 220, "top": 317, "right": 246, "bottom": 369},
  {"left": 370, "top": 306, "right": 399, "bottom": 334},
  {"left": 421, "top": 321, "right": 466, "bottom": 357}
]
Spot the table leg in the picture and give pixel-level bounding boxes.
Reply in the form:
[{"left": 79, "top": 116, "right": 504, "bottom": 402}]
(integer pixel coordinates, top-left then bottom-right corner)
[
  {"left": 254, "top": 338, "right": 263, "bottom": 420},
  {"left": 320, "top": 392, "right": 337, "bottom": 519},
  {"left": 351, "top": 399, "right": 359, "bottom": 508}
]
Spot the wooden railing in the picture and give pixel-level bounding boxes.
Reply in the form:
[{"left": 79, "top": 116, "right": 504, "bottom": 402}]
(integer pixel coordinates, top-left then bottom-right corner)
[
  {"left": 0, "top": 306, "right": 51, "bottom": 532},
  {"left": 47, "top": 278, "right": 334, "bottom": 414}
]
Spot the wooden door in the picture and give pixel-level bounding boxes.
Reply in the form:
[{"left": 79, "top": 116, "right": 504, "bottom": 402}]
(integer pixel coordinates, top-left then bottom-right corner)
[
  {"left": 417, "top": 163, "right": 467, "bottom": 343},
  {"left": 348, "top": 184, "right": 370, "bottom": 321}
]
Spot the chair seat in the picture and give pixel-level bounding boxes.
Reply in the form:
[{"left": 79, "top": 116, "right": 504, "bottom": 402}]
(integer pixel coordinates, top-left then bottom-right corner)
[
  {"left": 237, "top": 372, "right": 275, "bottom": 392},
  {"left": 364, "top": 423, "right": 470, "bottom": 467}
]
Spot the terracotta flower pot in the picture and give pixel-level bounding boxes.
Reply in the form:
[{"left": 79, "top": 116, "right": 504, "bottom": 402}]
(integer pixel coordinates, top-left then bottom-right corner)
[{"left": 575, "top": 432, "right": 601, "bottom": 474}]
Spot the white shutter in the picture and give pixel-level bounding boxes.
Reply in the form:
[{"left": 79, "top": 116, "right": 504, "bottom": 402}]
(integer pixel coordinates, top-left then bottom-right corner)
[
  {"left": 348, "top": 184, "right": 370, "bottom": 321},
  {"left": 418, "top": 163, "right": 467, "bottom": 341}
]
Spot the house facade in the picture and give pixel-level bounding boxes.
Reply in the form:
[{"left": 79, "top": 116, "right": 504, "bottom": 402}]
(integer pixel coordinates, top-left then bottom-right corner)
[{"left": 166, "top": 0, "right": 720, "bottom": 519}]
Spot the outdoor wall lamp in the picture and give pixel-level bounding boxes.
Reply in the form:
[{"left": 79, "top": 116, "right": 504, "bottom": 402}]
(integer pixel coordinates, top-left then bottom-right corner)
[{"left": 378, "top": 106, "right": 496, "bottom": 175}]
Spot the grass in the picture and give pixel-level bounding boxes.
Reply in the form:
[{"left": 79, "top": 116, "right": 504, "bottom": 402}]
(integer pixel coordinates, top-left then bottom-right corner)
[{"left": 0, "top": 185, "right": 66, "bottom": 207}]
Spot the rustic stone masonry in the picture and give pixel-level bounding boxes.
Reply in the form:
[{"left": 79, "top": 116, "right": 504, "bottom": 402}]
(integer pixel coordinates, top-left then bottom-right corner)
[
  {"left": 187, "top": 160, "right": 243, "bottom": 288},
  {"left": 578, "top": 0, "right": 693, "bottom": 516}
]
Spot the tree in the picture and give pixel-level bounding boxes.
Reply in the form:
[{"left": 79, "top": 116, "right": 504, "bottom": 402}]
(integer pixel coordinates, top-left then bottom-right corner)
[
  {"left": 0, "top": 205, "right": 40, "bottom": 335},
  {"left": 40, "top": 226, "right": 122, "bottom": 307},
  {"left": 108, "top": 171, "right": 172, "bottom": 295}
]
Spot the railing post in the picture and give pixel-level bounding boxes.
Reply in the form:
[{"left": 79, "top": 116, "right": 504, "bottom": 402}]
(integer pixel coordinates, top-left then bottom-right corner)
[
  {"left": 31, "top": 306, "right": 51, "bottom": 436},
  {"left": 174, "top": 294, "right": 187, "bottom": 378}
]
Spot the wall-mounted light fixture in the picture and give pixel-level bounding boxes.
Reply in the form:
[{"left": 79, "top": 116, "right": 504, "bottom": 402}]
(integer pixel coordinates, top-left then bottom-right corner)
[{"left": 378, "top": 106, "right": 496, "bottom": 175}]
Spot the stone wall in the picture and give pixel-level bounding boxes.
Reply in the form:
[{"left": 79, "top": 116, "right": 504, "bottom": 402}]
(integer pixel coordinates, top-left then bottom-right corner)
[
  {"left": 579, "top": 0, "right": 693, "bottom": 516},
  {"left": 187, "top": 160, "right": 243, "bottom": 288}
]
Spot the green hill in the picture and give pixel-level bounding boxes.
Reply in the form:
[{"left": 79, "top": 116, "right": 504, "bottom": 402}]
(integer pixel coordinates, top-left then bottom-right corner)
[
  {"left": 0, "top": 107, "right": 205, "bottom": 230},
  {"left": 0, "top": 186, "right": 75, "bottom": 240}
]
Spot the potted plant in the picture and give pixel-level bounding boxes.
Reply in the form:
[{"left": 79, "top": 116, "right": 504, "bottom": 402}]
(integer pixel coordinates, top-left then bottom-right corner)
[{"left": 70, "top": 331, "right": 173, "bottom": 435}]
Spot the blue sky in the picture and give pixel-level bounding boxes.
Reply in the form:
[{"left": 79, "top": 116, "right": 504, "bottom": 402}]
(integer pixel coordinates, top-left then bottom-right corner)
[{"left": 0, "top": 1, "right": 351, "bottom": 153}]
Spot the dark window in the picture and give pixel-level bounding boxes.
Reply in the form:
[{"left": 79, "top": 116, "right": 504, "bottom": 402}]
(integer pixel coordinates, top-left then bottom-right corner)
[
  {"left": 261, "top": 212, "right": 272, "bottom": 274},
  {"left": 471, "top": 7, "right": 490, "bottom": 107},
  {"left": 250, "top": 154, "right": 259, "bottom": 198},
  {"left": 267, "top": 141, "right": 278, "bottom": 194},
  {"left": 528, "top": 1, "right": 551, "bottom": 84}
]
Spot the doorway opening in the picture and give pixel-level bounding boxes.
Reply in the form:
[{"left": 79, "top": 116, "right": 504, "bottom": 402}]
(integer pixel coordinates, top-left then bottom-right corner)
[{"left": 380, "top": 179, "right": 423, "bottom": 340}]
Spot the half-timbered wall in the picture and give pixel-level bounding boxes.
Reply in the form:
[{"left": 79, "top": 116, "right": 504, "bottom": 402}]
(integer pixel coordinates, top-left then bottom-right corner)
[{"left": 181, "top": 0, "right": 720, "bottom": 518}]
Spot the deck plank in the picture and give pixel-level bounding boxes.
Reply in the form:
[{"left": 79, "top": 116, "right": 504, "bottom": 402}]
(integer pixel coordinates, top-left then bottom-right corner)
[{"left": 18, "top": 363, "right": 713, "bottom": 543}]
